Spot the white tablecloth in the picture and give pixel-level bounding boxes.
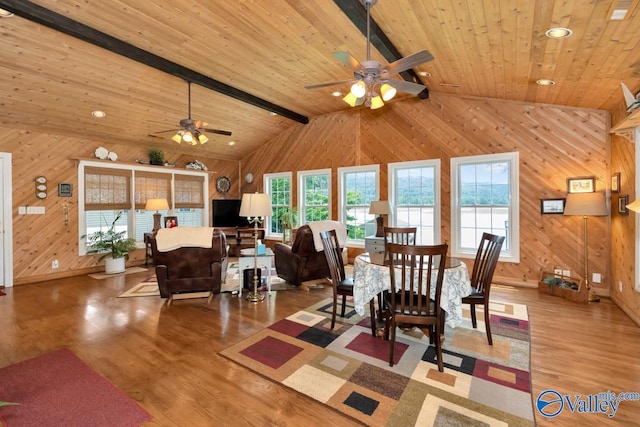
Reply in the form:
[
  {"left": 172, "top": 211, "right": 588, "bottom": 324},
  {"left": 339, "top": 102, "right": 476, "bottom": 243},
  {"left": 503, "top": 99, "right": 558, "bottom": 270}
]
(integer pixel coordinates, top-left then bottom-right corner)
[{"left": 352, "top": 253, "right": 473, "bottom": 328}]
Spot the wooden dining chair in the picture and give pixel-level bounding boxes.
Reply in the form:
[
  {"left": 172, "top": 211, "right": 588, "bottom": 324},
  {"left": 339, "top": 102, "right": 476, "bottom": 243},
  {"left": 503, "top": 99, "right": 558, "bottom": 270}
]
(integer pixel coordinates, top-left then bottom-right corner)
[
  {"left": 320, "top": 230, "right": 376, "bottom": 335},
  {"left": 386, "top": 242, "right": 448, "bottom": 370},
  {"left": 377, "top": 227, "right": 417, "bottom": 338},
  {"left": 461, "top": 232, "right": 505, "bottom": 345}
]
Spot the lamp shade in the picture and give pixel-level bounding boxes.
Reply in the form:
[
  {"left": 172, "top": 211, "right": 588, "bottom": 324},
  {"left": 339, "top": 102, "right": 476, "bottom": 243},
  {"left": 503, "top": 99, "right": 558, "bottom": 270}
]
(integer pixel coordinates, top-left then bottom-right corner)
[
  {"left": 627, "top": 198, "right": 640, "bottom": 213},
  {"left": 369, "top": 200, "right": 391, "bottom": 215},
  {"left": 239, "top": 193, "right": 273, "bottom": 218},
  {"left": 145, "top": 198, "right": 169, "bottom": 211},
  {"left": 563, "top": 192, "right": 608, "bottom": 216}
]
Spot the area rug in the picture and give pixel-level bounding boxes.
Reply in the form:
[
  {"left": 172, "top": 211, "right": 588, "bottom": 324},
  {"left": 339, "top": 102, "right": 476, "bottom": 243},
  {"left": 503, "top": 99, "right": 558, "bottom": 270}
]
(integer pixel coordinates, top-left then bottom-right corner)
[
  {"left": 220, "top": 298, "right": 533, "bottom": 426},
  {"left": 0, "top": 348, "right": 151, "bottom": 427},
  {"left": 221, "top": 262, "right": 324, "bottom": 293},
  {"left": 88, "top": 266, "right": 149, "bottom": 280},
  {"left": 118, "top": 276, "right": 160, "bottom": 298}
]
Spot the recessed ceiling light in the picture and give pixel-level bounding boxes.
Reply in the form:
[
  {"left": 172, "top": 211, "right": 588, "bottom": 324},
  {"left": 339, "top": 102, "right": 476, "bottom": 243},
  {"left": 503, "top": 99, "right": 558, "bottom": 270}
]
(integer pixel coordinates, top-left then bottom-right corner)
[
  {"left": 331, "top": 91, "right": 342, "bottom": 97},
  {"left": 536, "top": 79, "right": 556, "bottom": 86},
  {"left": 545, "top": 27, "right": 573, "bottom": 39},
  {"left": 269, "top": 112, "right": 277, "bottom": 116},
  {"left": 0, "top": 8, "right": 14, "bottom": 17},
  {"left": 228, "top": 141, "right": 235, "bottom": 146},
  {"left": 418, "top": 71, "right": 431, "bottom": 77},
  {"left": 91, "top": 110, "right": 106, "bottom": 118}
]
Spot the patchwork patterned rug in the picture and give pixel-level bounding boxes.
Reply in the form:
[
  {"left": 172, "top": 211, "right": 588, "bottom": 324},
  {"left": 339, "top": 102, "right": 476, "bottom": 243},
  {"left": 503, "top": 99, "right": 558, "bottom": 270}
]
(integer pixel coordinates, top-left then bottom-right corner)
[{"left": 220, "top": 298, "right": 534, "bottom": 426}]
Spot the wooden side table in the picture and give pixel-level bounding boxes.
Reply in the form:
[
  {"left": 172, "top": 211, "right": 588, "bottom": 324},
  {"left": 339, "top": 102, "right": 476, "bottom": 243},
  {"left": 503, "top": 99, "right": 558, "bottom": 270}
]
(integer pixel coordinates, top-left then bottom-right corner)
[{"left": 144, "top": 233, "right": 154, "bottom": 267}]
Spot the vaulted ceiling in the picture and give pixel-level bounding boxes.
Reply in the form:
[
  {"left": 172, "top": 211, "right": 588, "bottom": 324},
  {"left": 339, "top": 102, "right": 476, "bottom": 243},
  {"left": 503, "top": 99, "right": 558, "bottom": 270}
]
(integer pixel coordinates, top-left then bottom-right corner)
[{"left": 0, "top": 0, "right": 639, "bottom": 161}]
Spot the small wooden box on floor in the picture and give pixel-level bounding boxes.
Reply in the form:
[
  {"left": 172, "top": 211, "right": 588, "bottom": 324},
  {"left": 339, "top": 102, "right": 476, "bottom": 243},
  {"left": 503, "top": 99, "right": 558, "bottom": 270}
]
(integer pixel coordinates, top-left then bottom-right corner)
[{"left": 538, "top": 270, "right": 588, "bottom": 303}]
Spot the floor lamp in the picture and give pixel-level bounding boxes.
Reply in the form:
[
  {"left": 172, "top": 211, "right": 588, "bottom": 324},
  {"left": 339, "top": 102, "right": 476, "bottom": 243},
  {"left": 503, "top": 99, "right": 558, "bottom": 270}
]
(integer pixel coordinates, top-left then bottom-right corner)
[
  {"left": 564, "top": 192, "right": 608, "bottom": 302},
  {"left": 145, "top": 198, "right": 169, "bottom": 233},
  {"left": 369, "top": 200, "right": 391, "bottom": 237},
  {"left": 239, "top": 192, "right": 273, "bottom": 302}
]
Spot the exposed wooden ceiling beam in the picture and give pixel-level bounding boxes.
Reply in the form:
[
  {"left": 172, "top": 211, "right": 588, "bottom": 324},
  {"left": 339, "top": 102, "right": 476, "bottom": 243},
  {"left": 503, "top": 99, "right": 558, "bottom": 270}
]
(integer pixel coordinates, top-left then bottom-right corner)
[
  {"left": 333, "top": 0, "right": 429, "bottom": 99},
  {"left": 0, "top": 0, "right": 310, "bottom": 124}
]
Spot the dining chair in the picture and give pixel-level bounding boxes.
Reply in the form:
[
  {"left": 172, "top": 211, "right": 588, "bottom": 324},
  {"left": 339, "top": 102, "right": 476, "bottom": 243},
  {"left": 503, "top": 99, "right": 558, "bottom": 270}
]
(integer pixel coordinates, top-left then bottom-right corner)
[
  {"left": 461, "top": 232, "right": 505, "bottom": 345},
  {"left": 377, "top": 227, "right": 417, "bottom": 338},
  {"left": 320, "top": 230, "right": 376, "bottom": 335},
  {"left": 386, "top": 242, "right": 448, "bottom": 371}
]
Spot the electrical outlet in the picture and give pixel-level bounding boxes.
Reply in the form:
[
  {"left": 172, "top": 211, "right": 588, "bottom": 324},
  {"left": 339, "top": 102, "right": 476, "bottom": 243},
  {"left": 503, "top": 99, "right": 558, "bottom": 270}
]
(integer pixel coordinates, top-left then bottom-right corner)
[
  {"left": 52, "top": 260, "right": 59, "bottom": 269},
  {"left": 554, "top": 268, "right": 563, "bottom": 276},
  {"left": 562, "top": 270, "right": 570, "bottom": 277},
  {"left": 592, "top": 273, "right": 601, "bottom": 283},
  {"left": 619, "top": 281, "right": 623, "bottom": 293}
]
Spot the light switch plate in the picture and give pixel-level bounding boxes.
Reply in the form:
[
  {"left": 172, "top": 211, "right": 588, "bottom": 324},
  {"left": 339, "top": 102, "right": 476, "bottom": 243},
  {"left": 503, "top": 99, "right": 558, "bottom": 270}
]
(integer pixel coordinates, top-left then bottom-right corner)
[{"left": 26, "top": 206, "right": 45, "bottom": 214}]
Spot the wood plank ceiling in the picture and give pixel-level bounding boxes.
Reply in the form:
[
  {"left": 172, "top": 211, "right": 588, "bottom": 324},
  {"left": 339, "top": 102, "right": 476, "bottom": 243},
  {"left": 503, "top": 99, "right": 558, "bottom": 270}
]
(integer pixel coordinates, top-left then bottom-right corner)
[{"left": 0, "top": 0, "right": 639, "bottom": 161}]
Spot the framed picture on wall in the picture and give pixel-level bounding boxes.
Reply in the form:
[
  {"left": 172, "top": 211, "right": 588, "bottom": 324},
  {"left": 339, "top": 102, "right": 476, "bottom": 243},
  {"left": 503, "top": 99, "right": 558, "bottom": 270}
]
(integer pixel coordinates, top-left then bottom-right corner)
[
  {"left": 611, "top": 172, "right": 621, "bottom": 193},
  {"left": 618, "top": 195, "right": 629, "bottom": 215},
  {"left": 540, "top": 198, "right": 566, "bottom": 214},
  {"left": 567, "top": 176, "right": 595, "bottom": 193}
]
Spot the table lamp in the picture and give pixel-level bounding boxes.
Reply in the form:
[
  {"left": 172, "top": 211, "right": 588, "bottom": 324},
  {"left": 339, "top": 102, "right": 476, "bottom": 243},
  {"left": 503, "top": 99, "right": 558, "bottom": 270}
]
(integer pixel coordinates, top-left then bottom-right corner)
[
  {"left": 626, "top": 198, "right": 640, "bottom": 212},
  {"left": 239, "top": 192, "right": 273, "bottom": 302},
  {"left": 369, "top": 200, "right": 391, "bottom": 237},
  {"left": 563, "top": 192, "right": 608, "bottom": 302},
  {"left": 145, "top": 198, "right": 169, "bottom": 233}
]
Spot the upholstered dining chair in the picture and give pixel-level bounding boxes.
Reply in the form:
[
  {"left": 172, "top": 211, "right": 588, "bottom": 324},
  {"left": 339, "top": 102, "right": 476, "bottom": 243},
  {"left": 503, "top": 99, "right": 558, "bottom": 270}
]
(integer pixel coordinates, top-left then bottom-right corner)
[
  {"left": 320, "top": 229, "right": 376, "bottom": 335},
  {"left": 386, "top": 242, "right": 448, "bottom": 371},
  {"left": 461, "top": 232, "right": 505, "bottom": 345}
]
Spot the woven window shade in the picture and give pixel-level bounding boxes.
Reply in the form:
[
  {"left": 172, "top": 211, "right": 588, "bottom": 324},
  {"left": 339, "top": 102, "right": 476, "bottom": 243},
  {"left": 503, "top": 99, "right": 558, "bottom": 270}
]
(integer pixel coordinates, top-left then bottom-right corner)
[
  {"left": 134, "top": 171, "right": 171, "bottom": 209},
  {"left": 84, "top": 167, "right": 132, "bottom": 211},
  {"left": 174, "top": 174, "right": 205, "bottom": 209}
]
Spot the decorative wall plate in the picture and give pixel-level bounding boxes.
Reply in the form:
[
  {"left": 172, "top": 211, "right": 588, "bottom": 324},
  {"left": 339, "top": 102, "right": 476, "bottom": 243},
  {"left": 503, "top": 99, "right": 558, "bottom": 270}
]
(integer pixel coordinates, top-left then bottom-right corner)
[
  {"left": 245, "top": 172, "right": 254, "bottom": 184},
  {"left": 216, "top": 176, "right": 231, "bottom": 193}
]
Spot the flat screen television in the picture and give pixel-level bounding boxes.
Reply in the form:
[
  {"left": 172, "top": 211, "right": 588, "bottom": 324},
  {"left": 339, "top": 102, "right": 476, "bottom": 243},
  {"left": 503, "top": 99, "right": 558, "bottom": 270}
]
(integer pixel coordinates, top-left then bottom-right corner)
[{"left": 212, "top": 199, "right": 250, "bottom": 228}]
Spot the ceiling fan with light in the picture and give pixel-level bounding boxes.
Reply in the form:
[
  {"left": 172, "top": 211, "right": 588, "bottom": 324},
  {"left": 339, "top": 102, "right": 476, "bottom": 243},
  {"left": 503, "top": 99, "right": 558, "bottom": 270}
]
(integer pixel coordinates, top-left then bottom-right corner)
[
  {"left": 305, "top": 0, "right": 433, "bottom": 109},
  {"left": 150, "top": 81, "right": 232, "bottom": 145}
]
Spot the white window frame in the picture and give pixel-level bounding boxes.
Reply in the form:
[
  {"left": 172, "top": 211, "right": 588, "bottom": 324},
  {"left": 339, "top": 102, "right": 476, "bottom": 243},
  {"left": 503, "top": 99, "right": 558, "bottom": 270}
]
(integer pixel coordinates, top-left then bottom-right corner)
[
  {"left": 78, "top": 160, "right": 209, "bottom": 255},
  {"left": 450, "top": 152, "right": 520, "bottom": 262},
  {"left": 338, "top": 164, "right": 380, "bottom": 247},
  {"left": 388, "top": 159, "right": 441, "bottom": 244},
  {"left": 635, "top": 128, "right": 640, "bottom": 292},
  {"left": 264, "top": 171, "right": 293, "bottom": 239},
  {"left": 298, "top": 168, "right": 332, "bottom": 224}
]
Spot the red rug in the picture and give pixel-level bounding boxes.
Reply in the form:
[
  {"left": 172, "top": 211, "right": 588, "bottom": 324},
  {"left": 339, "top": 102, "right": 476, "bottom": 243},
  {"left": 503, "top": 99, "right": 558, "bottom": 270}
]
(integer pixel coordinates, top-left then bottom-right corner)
[{"left": 0, "top": 349, "right": 151, "bottom": 426}]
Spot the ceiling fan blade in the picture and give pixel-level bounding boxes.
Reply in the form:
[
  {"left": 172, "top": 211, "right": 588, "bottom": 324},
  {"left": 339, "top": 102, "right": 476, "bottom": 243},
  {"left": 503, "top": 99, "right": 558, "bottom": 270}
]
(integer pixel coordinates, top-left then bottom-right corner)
[
  {"left": 305, "top": 79, "right": 356, "bottom": 90},
  {"left": 200, "top": 128, "right": 233, "bottom": 136},
  {"left": 149, "top": 128, "right": 180, "bottom": 134},
  {"left": 381, "top": 50, "right": 434, "bottom": 76},
  {"left": 385, "top": 79, "right": 427, "bottom": 95},
  {"left": 333, "top": 51, "right": 366, "bottom": 74}
]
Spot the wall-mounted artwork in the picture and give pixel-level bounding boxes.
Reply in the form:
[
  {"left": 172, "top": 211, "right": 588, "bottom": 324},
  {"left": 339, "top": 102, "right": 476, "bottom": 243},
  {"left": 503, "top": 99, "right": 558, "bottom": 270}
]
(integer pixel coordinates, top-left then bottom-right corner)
[
  {"left": 540, "top": 198, "right": 566, "bottom": 214},
  {"left": 567, "top": 176, "right": 595, "bottom": 193}
]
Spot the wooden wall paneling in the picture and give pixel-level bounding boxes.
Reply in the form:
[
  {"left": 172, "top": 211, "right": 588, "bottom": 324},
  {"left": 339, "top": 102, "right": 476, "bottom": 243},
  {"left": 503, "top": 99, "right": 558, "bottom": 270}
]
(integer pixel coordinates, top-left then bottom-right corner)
[{"left": 610, "top": 101, "right": 640, "bottom": 324}]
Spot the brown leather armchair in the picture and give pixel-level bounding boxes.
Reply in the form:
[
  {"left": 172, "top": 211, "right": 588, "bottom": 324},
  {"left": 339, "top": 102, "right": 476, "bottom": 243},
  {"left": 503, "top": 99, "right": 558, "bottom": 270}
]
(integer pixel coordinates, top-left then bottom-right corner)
[
  {"left": 274, "top": 224, "right": 333, "bottom": 287},
  {"left": 149, "top": 227, "right": 228, "bottom": 300}
]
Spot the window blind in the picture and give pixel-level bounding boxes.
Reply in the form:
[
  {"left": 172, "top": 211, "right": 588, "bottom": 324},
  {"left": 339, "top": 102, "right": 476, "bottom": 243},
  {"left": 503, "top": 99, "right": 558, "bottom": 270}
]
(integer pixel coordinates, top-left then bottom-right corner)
[
  {"left": 84, "top": 167, "right": 132, "bottom": 211},
  {"left": 134, "top": 171, "right": 171, "bottom": 209},
  {"left": 174, "top": 174, "right": 205, "bottom": 208}
]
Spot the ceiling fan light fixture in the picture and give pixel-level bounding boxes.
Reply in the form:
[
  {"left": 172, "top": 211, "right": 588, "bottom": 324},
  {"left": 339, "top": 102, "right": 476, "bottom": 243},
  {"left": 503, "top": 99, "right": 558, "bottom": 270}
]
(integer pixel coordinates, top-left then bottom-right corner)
[
  {"left": 182, "top": 132, "right": 194, "bottom": 143},
  {"left": 380, "top": 83, "right": 397, "bottom": 101},
  {"left": 370, "top": 95, "right": 384, "bottom": 109},
  {"left": 343, "top": 92, "right": 360, "bottom": 107},
  {"left": 198, "top": 133, "right": 209, "bottom": 144},
  {"left": 172, "top": 132, "right": 182, "bottom": 144},
  {"left": 350, "top": 81, "right": 366, "bottom": 98}
]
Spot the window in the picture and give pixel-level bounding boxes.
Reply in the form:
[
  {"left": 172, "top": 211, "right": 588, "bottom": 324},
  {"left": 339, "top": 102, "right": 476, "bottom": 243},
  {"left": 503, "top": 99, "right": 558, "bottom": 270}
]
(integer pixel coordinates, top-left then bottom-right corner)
[
  {"left": 78, "top": 160, "right": 208, "bottom": 254},
  {"left": 338, "top": 165, "right": 379, "bottom": 244},
  {"left": 451, "top": 152, "right": 519, "bottom": 262},
  {"left": 388, "top": 160, "right": 440, "bottom": 244},
  {"left": 264, "top": 172, "right": 292, "bottom": 238},
  {"left": 298, "top": 169, "right": 331, "bottom": 224}
]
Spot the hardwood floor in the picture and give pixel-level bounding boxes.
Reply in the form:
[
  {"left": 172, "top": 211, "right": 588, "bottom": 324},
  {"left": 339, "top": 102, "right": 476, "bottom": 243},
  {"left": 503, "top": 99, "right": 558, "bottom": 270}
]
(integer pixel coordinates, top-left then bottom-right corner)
[{"left": 1, "top": 270, "right": 640, "bottom": 426}]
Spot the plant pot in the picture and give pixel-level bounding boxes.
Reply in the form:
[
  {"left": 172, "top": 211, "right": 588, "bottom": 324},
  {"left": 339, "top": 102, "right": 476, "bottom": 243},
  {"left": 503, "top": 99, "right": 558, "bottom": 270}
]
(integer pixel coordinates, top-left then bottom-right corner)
[{"left": 104, "top": 256, "right": 126, "bottom": 274}]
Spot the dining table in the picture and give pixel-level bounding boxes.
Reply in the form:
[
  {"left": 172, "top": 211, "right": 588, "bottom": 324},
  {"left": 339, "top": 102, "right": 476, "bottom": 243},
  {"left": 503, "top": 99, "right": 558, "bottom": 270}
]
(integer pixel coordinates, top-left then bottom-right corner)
[{"left": 352, "top": 253, "right": 473, "bottom": 328}]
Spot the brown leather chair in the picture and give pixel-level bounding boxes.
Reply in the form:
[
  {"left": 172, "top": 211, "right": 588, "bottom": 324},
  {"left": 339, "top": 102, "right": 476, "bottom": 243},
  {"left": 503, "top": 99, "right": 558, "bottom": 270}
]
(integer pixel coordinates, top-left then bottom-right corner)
[
  {"left": 150, "top": 228, "right": 228, "bottom": 303},
  {"left": 273, "top": 224, "right": 331, "bottom": 287}
]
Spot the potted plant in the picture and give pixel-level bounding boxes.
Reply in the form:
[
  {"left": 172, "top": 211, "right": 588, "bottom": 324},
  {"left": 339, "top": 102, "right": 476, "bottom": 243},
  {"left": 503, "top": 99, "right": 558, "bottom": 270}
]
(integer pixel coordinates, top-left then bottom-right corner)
[
  {"left": 85, "top": 211, "right": 138, "bottom": 274},
  {"left": 279, "top": 207, "right": 299, "bottom": 244},
  {"left": 148, "top": 148, "right": 165, "bottom": 166}
]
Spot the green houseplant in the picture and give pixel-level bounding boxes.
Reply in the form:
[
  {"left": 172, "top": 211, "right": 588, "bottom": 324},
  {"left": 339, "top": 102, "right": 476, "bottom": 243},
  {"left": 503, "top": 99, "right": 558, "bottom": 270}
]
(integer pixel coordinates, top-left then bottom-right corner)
[
  {"left": 279, "top": 207, "right": 299, "bottom": 244},
  {"left": 86, "top": 211, "right": 137, "bottom": 274},
  {"left": 148, "top": 148, "right": 165, "bottom": 166}
]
